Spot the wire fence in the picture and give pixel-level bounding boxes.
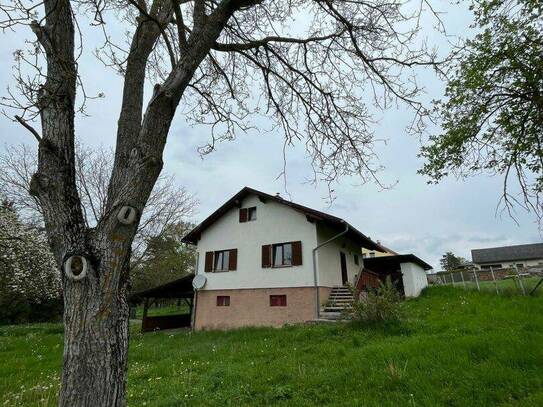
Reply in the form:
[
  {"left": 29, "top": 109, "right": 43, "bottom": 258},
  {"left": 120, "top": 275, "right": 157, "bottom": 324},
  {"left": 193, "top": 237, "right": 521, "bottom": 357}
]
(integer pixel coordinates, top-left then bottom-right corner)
[{"left": 428, "top": 265, "right": 543, "bottom": 296}]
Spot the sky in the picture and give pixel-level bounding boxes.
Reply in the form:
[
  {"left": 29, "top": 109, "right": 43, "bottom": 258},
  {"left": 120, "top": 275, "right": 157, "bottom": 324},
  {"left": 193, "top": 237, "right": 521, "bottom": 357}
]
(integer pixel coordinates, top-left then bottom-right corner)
[{"left": 0, "top": 2, "right": 541, "bottom": 270}]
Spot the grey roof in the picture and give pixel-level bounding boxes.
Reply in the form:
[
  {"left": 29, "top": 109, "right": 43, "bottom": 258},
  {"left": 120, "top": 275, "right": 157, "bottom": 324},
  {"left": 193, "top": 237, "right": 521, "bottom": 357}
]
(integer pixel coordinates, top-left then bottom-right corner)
[{"left": 471, "top": 243, "right": 543, "bottom": 264}]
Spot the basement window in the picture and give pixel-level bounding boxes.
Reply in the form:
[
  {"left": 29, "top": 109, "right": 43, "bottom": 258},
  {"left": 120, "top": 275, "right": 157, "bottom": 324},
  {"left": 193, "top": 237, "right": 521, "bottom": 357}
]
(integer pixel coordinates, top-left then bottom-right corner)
[
  {"left": 270, "top": 295, "right": 287, "bottom": 307},
  {"left": 216, "top": 296, "right": 230, "bottom": 306}
]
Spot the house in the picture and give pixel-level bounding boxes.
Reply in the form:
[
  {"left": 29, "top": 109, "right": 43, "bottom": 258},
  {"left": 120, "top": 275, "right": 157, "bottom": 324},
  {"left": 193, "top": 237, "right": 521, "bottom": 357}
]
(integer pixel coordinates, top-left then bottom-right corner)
[
  {"left": 182, "top": 187, "right": 431, "bottom": 330},
  {"left": 471, "top": 243, "right": 543, "bottom": 270},
  {"left": 361, "top": 243, "right": 398, "bottom": 259}
]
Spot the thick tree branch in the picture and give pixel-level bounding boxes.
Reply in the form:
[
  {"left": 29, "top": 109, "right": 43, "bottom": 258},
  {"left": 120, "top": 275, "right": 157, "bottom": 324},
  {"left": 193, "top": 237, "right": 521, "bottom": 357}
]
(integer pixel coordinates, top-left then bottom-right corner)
[{"left": 14, "top": 115, "right": 42, "bottom": 142}]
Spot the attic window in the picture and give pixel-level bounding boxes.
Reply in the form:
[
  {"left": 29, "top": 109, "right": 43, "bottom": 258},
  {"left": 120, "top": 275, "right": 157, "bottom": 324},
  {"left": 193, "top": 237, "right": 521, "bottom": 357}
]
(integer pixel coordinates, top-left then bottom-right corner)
[
  {"left": 248, "top": 207, "right": 257, "bottom": 221},
  {"left": 239, "top": 207, "right": 257, "bottom": 222}
]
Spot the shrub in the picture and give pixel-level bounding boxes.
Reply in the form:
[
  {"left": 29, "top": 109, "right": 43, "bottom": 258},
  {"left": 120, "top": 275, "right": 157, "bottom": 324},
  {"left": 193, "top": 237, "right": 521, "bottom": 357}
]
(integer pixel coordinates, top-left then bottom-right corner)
[
  {"left": 351, "top": 277, "right": 403, "bottom": 324},
  {"left": 0, "top": 203, "right": 62, "bottom": 324}
]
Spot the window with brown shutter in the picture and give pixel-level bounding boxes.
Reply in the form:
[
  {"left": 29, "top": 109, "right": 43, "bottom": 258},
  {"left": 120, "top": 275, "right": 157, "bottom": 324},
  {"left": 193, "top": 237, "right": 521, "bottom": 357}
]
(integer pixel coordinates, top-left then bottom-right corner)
[
  {"left": 205, "top": 251, "right": 213, "bottom": 273},
  {"left": 273, "top": 243, "right": 293, "bottom": 266},
  {"left": 228, "top": 249, "right": 237, "bottom": 271},
  {"left": 239, "top": 208, "right": 248, "bottom": 223},
  {"left": 268, "top": 241, "right": 302, "bottom": 267},
  {"left": 247, "top": 207, "right": 257, "bottom": 221},
  {"left": 262, "top": 244, "right": 271, "bottom": 268}
]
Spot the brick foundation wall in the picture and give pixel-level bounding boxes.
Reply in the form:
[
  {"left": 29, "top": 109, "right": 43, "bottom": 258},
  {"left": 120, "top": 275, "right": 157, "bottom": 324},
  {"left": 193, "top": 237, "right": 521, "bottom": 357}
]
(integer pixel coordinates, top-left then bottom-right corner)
[{"left": 194, "top": 286, "right": 331, "bottom": 330}]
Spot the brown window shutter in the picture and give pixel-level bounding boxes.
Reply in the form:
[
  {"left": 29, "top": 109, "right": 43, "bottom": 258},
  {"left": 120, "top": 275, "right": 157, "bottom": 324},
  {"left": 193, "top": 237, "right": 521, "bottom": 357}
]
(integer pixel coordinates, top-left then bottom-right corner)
[
  {"left": 239, "top": 208, "right": 248, "bottom": 223},
  {"left": 229, "top": 249, "right": 238, "bottom": 271},
  {"left": 262, "top": 244, "right": 271, "bottom": 268},
  {"left": 205, "top": 251, "right": 214, "bottom": 273},
  {"left": 292, "top": 241, "right": 302, "bottom": 265}
]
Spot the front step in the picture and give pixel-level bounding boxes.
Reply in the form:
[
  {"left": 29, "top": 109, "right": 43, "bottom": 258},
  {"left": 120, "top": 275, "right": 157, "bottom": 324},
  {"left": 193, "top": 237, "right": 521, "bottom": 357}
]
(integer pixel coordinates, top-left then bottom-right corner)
[{"left": 320, "top": 286, "right": 355, "bottom": 318}]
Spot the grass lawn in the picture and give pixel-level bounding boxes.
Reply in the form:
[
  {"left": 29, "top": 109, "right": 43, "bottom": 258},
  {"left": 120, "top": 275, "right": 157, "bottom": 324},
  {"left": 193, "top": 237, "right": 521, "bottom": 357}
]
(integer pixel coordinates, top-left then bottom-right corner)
[{"left": 1, "top": 286, "right": 543, "bottom": 406}]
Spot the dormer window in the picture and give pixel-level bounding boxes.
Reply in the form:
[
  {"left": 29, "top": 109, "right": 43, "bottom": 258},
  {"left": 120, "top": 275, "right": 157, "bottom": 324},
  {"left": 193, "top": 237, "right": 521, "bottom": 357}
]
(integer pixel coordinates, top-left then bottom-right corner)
[{"left": 239, "top": 207, "right": 257, "bottom": 222}]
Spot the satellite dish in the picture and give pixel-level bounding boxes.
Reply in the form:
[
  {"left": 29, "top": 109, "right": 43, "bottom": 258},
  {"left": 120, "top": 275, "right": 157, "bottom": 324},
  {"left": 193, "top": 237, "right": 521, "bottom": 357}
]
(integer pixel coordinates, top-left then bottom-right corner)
[{"left": 192, "top": 274, "right": 207, "bottom": 290}]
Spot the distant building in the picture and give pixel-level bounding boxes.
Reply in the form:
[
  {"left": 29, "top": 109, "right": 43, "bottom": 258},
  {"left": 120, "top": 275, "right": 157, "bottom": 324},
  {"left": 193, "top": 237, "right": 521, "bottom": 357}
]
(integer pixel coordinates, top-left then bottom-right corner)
[
  {"left": 471, "top": 243, "right": 543, "bottom": 269},
  {"left": 361, "top": 242, "right": 398, "bottom": 259}
]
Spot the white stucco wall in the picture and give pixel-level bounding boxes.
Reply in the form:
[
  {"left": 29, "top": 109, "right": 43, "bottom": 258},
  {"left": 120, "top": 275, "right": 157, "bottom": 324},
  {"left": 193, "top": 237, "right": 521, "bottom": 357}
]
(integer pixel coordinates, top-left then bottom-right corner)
[
  {"left": 315, "top": 224, "right": 363, "bottom": 287},
  {"left": 400, "top": 262, "right": 428, "bottom": 297},
  {"left": 195, "top": 194, "right": 318, "bottom": 290}
]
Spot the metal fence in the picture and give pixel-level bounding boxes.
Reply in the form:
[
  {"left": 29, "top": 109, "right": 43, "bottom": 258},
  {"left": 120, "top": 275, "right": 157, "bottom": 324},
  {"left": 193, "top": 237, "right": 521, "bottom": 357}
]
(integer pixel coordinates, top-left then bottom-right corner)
[{"left": 429, "top": 265, "right": 543, "bottom": 295}]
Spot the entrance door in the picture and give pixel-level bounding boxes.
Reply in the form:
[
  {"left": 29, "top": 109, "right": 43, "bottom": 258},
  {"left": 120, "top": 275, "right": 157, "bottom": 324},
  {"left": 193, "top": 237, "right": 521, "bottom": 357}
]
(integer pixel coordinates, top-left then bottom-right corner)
[{"left": 340, "top": 252, "right": 348, "bottom": 285}]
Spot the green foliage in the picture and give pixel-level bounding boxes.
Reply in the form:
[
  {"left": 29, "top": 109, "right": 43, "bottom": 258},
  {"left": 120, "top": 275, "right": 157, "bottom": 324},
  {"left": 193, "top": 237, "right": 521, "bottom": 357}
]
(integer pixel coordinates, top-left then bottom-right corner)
[
  {"left": 420, "top": 0, "right": 543, "bottom": 217},
  {"left": 0, "top": 202, "right": 61, "bottom": 324},
  {"left": 439, "top": 251, "right": 467, "bottom": 271},
  {"left": 131, "top": 222, "right": 196, "bottom": 293},
  {"left": 2, "top": 287, "right": 543, "bottom": 406},
  {"left": 351, "top": 277, "right": 403, "bottom": 324}
]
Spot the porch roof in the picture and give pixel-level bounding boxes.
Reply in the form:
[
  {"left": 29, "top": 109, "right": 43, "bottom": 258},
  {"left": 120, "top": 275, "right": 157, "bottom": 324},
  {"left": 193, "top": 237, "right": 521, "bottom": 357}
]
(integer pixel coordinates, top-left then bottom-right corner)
[{"left": 363, "top": 254, "right": 433, "bottom": 274}]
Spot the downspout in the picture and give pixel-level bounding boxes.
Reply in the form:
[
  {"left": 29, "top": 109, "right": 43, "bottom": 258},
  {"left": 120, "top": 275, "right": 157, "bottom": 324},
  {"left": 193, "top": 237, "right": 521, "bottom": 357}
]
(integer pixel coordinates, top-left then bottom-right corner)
[{"left": 312, "top": 220, "right": 349, "bottom": 320}]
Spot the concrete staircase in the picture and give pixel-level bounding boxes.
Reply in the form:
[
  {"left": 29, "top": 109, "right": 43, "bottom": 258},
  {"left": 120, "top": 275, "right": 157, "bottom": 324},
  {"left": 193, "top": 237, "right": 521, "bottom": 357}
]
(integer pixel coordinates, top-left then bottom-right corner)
[{"left": 319, "top": 286, "right": 354, "bottom": 321}]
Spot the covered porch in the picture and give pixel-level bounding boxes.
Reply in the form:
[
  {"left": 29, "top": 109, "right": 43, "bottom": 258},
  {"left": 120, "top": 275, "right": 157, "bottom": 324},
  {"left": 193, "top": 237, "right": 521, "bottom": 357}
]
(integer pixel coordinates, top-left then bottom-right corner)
[
  {"left": 356, "top": 254, "right": 432, "bottom": 297},
  {"left": 130, "top": 274, "right": 195, "bottom": 332}
]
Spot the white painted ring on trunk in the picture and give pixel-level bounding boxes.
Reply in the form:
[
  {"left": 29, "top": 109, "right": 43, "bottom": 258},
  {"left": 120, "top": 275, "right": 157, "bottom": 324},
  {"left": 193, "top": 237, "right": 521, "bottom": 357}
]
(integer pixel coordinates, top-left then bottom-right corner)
[
  {"left": 65, "top": 255, "right": 88, "bottom": 281},
  {"left": 117, "top": 206, "right": 137, "bottom": 225}
]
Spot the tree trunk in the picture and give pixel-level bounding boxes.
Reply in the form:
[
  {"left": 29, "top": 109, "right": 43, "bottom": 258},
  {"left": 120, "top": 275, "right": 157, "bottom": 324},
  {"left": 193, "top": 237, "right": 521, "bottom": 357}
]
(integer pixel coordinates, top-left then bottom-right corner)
[
  {"left": 59, "top": 255, "right": 131, "bottom": 407},
  {"left": 27, "top": 2, "right": 241, "bottom": 406}
]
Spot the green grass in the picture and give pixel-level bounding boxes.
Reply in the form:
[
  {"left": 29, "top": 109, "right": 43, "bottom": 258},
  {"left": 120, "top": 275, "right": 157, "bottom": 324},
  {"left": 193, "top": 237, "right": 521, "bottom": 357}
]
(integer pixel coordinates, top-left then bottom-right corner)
[
  {"left": 2, "top": 286, "right": 543, "bottom": 406},
  {"left": 452, "top": 276, "right": 541, "bottom": 294}
]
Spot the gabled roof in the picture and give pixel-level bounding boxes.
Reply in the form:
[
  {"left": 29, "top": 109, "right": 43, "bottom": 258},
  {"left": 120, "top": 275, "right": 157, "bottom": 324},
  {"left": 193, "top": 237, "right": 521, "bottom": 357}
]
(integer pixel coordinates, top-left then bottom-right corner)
[
  {"left": 471, "top": 243, "right": 543, "bottom": 264},
  {"left": 181, "top": 187, "right": 385, "bottom": 251}
]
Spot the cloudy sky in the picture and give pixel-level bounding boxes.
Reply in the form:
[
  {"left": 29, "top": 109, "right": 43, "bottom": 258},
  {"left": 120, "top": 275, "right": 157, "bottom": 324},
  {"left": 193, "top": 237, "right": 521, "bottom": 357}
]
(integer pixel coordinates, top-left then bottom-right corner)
[{"left": 0, "top": 2, "right": 540, "bottom": 269}]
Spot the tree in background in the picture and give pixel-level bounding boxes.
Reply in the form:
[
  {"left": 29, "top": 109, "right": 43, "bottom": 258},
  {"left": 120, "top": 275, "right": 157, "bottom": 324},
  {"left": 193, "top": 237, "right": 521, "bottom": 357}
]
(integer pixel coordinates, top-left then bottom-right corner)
[
  {"left": 0, "top": 143, "right": 198, "bottom": 265},
  {"left": 131, "top": 222, "right": 196, "bottom": 293},
  {"left": 420, "top": 0, "right": 543, "bottom": 224},
  {"left": 439, "top": 251, "right": 467, "bottom": 271},
  {"left": 0, "top": 0, "right": 445, "bottom": 404},
  {"left": 0, "top": 200, "right": 61, "bottom": 323}
]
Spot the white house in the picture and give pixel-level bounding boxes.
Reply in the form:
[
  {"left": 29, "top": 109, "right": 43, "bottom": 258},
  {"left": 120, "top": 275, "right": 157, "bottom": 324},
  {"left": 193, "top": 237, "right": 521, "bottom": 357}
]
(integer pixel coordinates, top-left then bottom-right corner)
[
  {"left": 182, "top": 187, "right": 431, "bottom": 330},
  {"left": 471, "top": 243, "right": 543, "bottom": 270}
]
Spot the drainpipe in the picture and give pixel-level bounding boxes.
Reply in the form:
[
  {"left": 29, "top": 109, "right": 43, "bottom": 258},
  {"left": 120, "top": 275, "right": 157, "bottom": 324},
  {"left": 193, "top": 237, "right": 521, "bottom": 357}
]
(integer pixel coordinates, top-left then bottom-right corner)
[{"left": 312, "top": 220, "right": 349, "bottom": 320}]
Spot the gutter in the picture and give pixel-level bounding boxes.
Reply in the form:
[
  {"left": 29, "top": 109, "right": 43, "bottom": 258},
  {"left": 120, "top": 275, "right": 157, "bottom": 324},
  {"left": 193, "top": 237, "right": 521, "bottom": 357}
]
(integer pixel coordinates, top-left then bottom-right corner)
[{"left": 312, "top": 220, "right": 349, "bottom": 320}]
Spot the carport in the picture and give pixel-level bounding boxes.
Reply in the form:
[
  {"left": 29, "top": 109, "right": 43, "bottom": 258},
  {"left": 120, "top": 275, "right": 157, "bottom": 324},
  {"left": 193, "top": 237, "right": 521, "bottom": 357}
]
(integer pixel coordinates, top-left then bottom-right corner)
[{"left": 131, "top": 274, "right": 195, "bottom": 332}]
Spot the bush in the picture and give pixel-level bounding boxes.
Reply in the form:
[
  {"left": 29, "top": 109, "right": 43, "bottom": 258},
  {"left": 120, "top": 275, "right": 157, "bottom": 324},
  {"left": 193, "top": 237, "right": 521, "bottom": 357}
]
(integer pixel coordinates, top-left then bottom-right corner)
[
  {"left": 351, "top": 277, "right": 403, "bottom": 324},
  {"left": 0, "top": 203, "right": 62, "bottom": 324}
]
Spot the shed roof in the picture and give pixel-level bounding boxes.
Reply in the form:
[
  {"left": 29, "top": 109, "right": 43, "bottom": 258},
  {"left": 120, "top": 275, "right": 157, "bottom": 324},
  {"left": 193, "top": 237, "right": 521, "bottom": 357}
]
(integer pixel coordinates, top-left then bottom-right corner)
[
  {"left": 130, "top": 274, "right": 194, "bottom": 301},
  {"left": 363, "top": 254, "right": 433, "bottom": 272},
  {"left": 471, "top": 243, "right": 543, "bottom": 264},
  {"left": 182, "top": 187, "right": 385, "bottom": 251}
]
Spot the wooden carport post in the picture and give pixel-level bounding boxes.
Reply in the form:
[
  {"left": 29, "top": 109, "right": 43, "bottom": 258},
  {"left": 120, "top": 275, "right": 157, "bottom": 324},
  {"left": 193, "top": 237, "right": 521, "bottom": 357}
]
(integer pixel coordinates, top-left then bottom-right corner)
[{"left": 141, "top": 297, "right": 150, "bottom": 333}]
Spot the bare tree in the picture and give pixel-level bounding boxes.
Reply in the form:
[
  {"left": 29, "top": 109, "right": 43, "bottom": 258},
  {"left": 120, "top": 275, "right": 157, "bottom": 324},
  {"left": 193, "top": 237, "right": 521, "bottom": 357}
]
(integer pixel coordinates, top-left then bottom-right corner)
[
  {"left": 0, "top": 143, "right": 197, "bottom": 264},
  {"left": 0, "top": 0, "right": 444, "bottom": 405}
]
